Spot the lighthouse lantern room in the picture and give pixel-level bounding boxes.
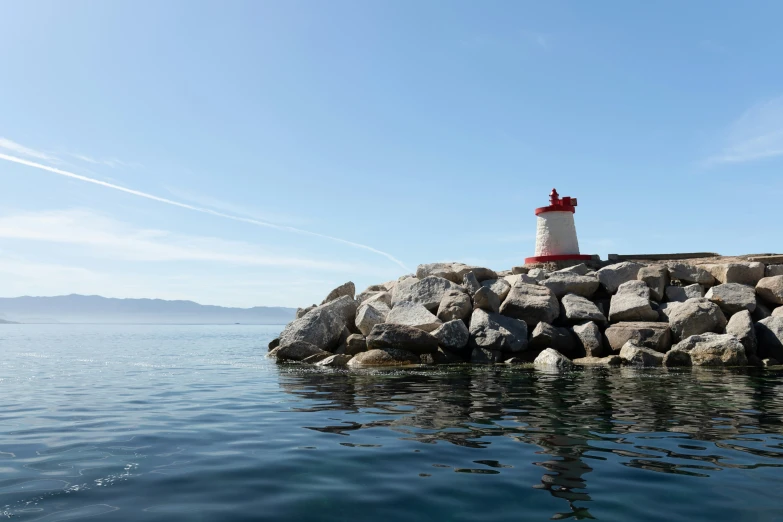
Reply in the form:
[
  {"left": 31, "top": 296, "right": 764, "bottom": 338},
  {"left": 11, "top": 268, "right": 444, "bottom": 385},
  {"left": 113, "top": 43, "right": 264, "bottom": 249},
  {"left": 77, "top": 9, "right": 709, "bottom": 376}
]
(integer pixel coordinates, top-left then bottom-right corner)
[{"left": 525, "top": 189, "right": 593, "bottom": 264}]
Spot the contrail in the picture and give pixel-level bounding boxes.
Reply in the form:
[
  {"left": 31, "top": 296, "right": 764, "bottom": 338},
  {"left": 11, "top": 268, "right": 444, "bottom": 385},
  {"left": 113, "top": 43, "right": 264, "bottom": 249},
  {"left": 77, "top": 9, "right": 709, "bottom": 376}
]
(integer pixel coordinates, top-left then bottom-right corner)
[{"left": 0, "top": 153, "right": 410, "bottom": 271}]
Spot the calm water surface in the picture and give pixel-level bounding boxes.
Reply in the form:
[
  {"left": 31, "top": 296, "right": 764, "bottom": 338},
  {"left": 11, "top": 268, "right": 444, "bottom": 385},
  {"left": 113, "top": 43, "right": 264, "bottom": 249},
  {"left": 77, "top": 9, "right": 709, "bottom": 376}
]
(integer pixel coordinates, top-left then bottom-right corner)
[{"left": 1, "top": 324, "right": 782, "bottom": 521}]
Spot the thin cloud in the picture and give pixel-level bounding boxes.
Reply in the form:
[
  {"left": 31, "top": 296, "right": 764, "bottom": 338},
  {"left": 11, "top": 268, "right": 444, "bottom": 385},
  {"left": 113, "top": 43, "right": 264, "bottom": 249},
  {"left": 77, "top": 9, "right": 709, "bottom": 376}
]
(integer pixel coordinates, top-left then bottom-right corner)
[
  {"left": 707, "top": 94, "right": 783, "bottom": 165},
  {"left": 0, "top": 137, "right": 56, "bottom": 161},
  {"left": 0, "top": 152, "right": 409, "bottom": 271},
  {"left": 66, "top": 152, "right": 134, "bottom": 169},
  {"left": 0, "top": 208, "right": 365, "bottom": 272}
]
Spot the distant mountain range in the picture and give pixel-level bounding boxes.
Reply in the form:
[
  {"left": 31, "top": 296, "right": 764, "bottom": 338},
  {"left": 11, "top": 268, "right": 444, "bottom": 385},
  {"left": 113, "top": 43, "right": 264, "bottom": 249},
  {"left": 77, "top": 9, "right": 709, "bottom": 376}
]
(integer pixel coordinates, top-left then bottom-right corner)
[{"left": 0, "top": 295, "right": 296, "bottom": 324}]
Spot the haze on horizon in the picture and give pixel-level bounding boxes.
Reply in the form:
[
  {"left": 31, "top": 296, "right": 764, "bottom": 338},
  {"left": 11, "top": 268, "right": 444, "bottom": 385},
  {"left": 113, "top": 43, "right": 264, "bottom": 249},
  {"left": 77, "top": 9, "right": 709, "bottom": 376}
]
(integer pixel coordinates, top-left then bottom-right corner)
[{"left": 1, "top": 1, "right": 782, "bottom": 308}]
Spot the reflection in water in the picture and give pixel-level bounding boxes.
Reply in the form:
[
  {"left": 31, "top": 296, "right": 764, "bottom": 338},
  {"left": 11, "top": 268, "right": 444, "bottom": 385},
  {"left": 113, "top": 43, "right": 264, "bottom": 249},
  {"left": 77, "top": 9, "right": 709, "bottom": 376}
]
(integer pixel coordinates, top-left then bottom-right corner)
[{"left": 276, "top": 366, "right": 783, "bottom": 519}]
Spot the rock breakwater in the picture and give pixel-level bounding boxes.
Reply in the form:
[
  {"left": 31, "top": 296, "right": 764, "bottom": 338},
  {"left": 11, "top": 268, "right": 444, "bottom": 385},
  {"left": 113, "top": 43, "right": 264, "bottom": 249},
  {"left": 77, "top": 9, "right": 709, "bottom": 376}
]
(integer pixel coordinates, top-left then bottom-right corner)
[{"left": 270, "top": 258, "right": 783, "bottom": 369}]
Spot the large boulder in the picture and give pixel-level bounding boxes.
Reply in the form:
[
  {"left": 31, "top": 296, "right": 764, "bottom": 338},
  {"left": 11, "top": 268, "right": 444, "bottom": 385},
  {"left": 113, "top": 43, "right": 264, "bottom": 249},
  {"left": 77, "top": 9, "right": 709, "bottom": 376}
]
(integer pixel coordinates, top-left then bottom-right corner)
[
  {"left": 666, "top": 262, "right": 715, "bottom": 286},
  {"left": 756, "top": 276, "right": 783, "bottom": 306},
  {"left": 480, "top": 278, "right": 511, "bottom": 302},
  {"left": 458, "top": 266, "right": 498, "bottom": 282},
  {"left": 432, "top": 319, "right": 470, "bottom": 352},
  {"left": 361, "top": 290, "right": 392, "bottom": 308},
  {"left": 533, "top": 348, "right": 573, "bottom": 371},
  {"left": 774, "top": 307, "right": 783, "bottom": 318},
  {"left": 571, "top": 321, "right": 604, "bottom": 358},
  {"left": 619, "top": 341, "right": 664, "bottom": 367},
  {"left": 555, "top": 263, "right": 590, "bottom": 276},
  {"left": 463, "top": 272, "right": 481, "bottom": 296},
  {"left": 436, "top": 289, "right": 472, "bottom": 322},
  {"left": 529, "top": 322, "right": 576, "bottom": 355},
  {"left": 596, "top": 262, "right": 644, "bottom": 294},
  {"left": 608, "top": 281, "right": 658, "bottom": 322},
  {"left": 665, "top": 284, "right": 705, "bottom": 302},
  {"left": 468, "top": 308, "right": 528, "bottom": 354},
  {"left": 392, "top": 275, "right": 463, "bottom": 311},
  {"left": 541, "top": 273, "right": 599, "bottom": 298},
  {"left": 321, "top": 281, "right": 355, "bottom": 304},
  {"left": 345, "top": 334, "right": 367, "bottom": 355},
  {"left": 725, "top": 310, "right": 757, "bottom": 356},
  {"left": 637, "top": 265, "right": 669, "bottom": 302},
  {"left": 573, "top": 355, "right": 622, "bottom": 366},
  {"left": 416, "top": 262, "right": 462, "bottom": 283},
  {"left": 272, "top": 341, "right": 330, "bottom": 362},
  {"left": 705, "top": 283, "right": 757, "bottom": 316},
  {"left": 667, "top": 333, "right": 747, "bottom": 367},
  {"left": 366, "top": 323, "right": 439, "bottom": 355},
  {"left": 667, "top": 298, "right": 727, "bottom": 341},
  {"left": 526, "top": 268, "right": 549, "bottom": 282},
  {"left": 355, "top": 303, "right": 386, "bottom": 336},
  {"left": 756, "top": 317, "right": 783, "bottom": 361},
  {"left": 279, "top": 296, "right": 357, "bottom": 351},
  {"left": 604, "top": 322, "right": 672, "bottom": 353},
  {"left": 499, "top": 282, "right": 559, "bottom": 327},
  {"left": 767, "top": 265, "right": 783, "bottom": 277},
  {"left": 473, "top": 286, "right": 500, "bottom": 313},
  {"left": 470, "top": 346, "right": 502, "bottom": 364},
  {"left": 560, "top": 293, "right": 606, "bottom": 324},
  {"left": 296, "top": 305, "right": 316, "bottom": 319},
  {"left": 386, "top": 301, "right": 443, "bottom": 332},
  {"left": 316, "top": 354, "right": 353, "bottom": 367},
  {"left": 348, "top": 348, "right": 420, "bottom": 367},
  {"left": 707, "top": 262, "right": 765, "bottom": 286}
]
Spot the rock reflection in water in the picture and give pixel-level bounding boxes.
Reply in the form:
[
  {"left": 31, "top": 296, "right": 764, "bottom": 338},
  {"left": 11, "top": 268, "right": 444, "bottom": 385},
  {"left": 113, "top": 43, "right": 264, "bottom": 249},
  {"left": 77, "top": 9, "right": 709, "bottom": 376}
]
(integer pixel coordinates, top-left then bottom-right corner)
[{"left": 276, "top": 366, "right": 783, "bottom": 518}]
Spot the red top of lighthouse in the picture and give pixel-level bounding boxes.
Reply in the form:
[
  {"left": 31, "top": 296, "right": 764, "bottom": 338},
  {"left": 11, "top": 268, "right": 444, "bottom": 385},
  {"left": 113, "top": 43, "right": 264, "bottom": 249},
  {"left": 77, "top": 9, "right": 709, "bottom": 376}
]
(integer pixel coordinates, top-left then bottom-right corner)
[{"left": 534, "top": 188, "right": 578, "bottom": 215}]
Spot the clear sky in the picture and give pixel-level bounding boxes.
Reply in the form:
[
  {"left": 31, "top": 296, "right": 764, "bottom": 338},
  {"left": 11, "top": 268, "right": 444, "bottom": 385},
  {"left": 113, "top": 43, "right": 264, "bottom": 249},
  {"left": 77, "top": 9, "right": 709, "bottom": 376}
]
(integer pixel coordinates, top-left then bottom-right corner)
[{"left": 1, "top": 1, "right": 782, "bottom": 308}]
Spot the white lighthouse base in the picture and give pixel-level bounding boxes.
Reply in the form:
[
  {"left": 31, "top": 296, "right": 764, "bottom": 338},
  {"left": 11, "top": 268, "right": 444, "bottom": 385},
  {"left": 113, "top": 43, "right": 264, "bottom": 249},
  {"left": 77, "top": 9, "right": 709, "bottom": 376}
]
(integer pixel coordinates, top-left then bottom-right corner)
[{"left": 525, "top": 211, "right": 591, "bottom": 264}]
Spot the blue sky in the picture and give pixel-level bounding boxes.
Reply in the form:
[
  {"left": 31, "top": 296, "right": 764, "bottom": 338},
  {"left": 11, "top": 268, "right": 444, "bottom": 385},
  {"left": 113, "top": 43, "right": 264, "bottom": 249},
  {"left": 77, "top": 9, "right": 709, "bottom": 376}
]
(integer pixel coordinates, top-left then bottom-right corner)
[{"left": 1, "top": 1, "right": 782, "bottom": 307}]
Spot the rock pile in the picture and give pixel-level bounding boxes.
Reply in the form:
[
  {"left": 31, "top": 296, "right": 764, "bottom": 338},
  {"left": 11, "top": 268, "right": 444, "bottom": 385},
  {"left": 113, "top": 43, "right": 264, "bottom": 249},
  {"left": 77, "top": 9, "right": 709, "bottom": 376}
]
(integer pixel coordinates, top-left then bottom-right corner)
[{"left": 270, "top": 260, "right": 783, "bottom": 369}]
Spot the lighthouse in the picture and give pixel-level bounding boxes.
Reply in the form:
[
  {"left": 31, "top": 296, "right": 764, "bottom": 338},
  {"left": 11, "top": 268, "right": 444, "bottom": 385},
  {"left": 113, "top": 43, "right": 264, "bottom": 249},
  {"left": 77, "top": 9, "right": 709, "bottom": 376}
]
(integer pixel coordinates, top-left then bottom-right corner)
[{"left": 525, "top": 189, "right": 592, "bottom": 264}]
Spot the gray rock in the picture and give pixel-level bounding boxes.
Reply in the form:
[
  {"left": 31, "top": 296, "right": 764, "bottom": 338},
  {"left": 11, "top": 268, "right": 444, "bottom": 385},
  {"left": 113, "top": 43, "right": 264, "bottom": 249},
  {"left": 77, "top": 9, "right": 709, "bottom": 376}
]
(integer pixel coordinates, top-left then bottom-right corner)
[
  {"left": 366, "top": 323, "right": 439, "bottom": 355},
  {"left": 555, "top": 263, "right": 590, "bottom": 276},
  {"left": 756, "top": 276, "right": 783, "bottom": 305},
  {"left": 767, "top": 265, "right": 783, "bottom": 277},
  {"left": 638, "top": 265, "right": 669, "bottom": 302},
  {"left": 505, "top": 273, "right": 540, "bottom": 286},
  {"left": 279, "top": 296, "right": 357, "bottom": 351},
  {"left": 416, "top": 262, "right": 462, "bottom": 283},
  {"left": 302, "top": 351, "right": 334, "bottom": 364},
  {"left": 560, "top": 293, "right": 607, "bottom": 324},
  {"left": 345, "top": 334, "right": 367, "bottom": 356},
  {"left": 321, "top": 281, "right": 355, "bottom": 304},
  {"left": 268, "top": 338, "right": 280, "bottom": 352},
  {"left": 526, "top": 268, "right": 549, "bottom": 282},
  {"left": 756, "top": 317, "right": 783, "bottom": 361},
  {"left": 619, "top": 341, "right": 664, "bottom": 367},
  {"left": 665, "top": 284, "right": 705, "bottom": 303},
  {"left": 386, "top": 301, "right": 443, "bottom": 332},
  {"left": 663, "top": 349, "right": 692, "bottom": 367},
  {"left": 273, "top": 341, "right": 329, "bottom": 362},
  {"left": 533, "top": 348, "right": 573, "bottom": 371},
  {"left": 296, "top": 305, "right": 316, "bottom": 319},
  {"left": 480, "top": 278, "right": 511, "bottom": 301},
  {"left": 657, "top": 301, "right": 681, "bottom": 321},
  {"left": 355, "top": 290, "right": 380, "bottom": 306},
  {"left": 347, "top": 348, "right": 420, "bottom": 367},
  {"left": 668, "top": 333, "right": 747, "bottom": 367},
  {"left": 753, "top": 301, "right": 773, "bottom": 321},
  {"left": 392, "top": 275, "right": 463, "bottom": 311},
  {"left": 668, "top": 298, "right": 727, "bottom": 341},
  {"left": 726, "top": 310, "right": 757, "bottom": 356},
  {"left": 435, "top": 347, "right": 464, "bottom": 364},
  {"left": 573, "top": 355, "right": 622, "bottom": 366},
  {"left": 571, "top": 321, "right": 604, "bottom": 358},
  {"left": 604, "top": 322, "right": 672, "bottom": 353},
  {"left": 470, "top": 346, "right": 502, "bottom": 364},
  {"left": 456, "top": 266, "right": 497, "bottom": 282},
  {"left": 512, "top": 266, "right": 530, "bottom": 275},
  {"left": 468, "top": 308, "right": 528, "bottom": 353},
  {"left": 541, "top": 273, "right": 599, "bottom": 298},
  {"left": 462, "top": 272, "right": 481, "bottom": 296},
  {"left": 666, "top": 262, "right": 715, "bottom": 286},
  {"left": 529, "top": 322, "right": 576, "bottom": 354},
  {"left": 705, "top": 283, "right": 757, "bottom": 315},
  {"left": 706, "top": 262, "right": 765, "bottom": 285},
  {"left": 608, "top": 280, "right": 658, "bottom": 322},
  {"left": 473, "top": 286, "right": 500, "bottom": 313},
  {"left": 499, "top": 282, "right": 559, "bottom": 327},
  {"left": 597, "top": 262, "right": 644, "bottom": 294},
  {"left": 773, "top": 307, "right": 783, "bottom": 318},
  {"left": 436, "top": 289, "right": 472, "bottom": 322},
  {"left": 316, "top": 354, "right": 353, "bottom": 367},
  {"left": 361, "top": 290, "right": 392, "bottom": 308},
  {"left": 355, "top": 303, "right": 386, "bottom": 336},
  {"left": 432, "top": 319, "right": 470, "bottom": 351}
]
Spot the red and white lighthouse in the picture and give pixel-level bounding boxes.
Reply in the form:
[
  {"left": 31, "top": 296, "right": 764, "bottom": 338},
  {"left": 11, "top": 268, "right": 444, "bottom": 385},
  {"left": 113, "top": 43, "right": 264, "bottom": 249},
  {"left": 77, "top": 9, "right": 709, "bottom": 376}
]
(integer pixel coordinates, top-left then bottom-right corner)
[{"left": 525, "top": 189, "right": 592, "bottom": 264}]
